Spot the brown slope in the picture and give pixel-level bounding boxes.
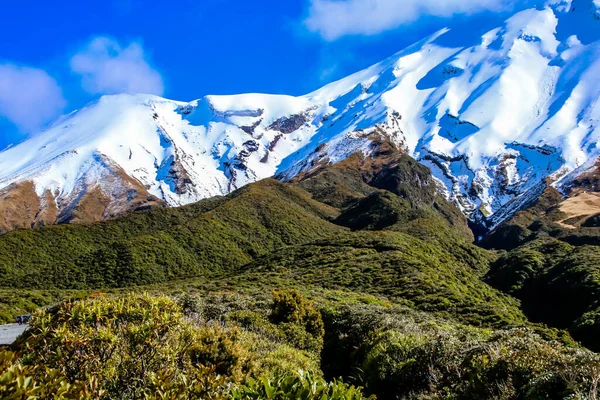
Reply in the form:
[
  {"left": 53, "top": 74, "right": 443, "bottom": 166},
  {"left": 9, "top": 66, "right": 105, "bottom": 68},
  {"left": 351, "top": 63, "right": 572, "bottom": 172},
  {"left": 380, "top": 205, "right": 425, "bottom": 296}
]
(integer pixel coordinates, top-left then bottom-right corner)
[{"left": 0, "top": 160, "right": 165, "bottom": 235}]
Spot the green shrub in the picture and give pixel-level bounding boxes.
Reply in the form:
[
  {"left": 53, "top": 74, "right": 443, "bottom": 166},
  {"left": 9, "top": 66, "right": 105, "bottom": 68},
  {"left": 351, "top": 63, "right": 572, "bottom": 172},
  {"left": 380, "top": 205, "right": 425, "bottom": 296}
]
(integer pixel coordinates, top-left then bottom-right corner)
[
  {"left": 188, "top": 325, "right": 249, "bottom": 380},
  {"left": 3, "top": 292, "right": 600, "bottom": 400},
  {"left": 231, "top": 370, "right": 374, "bottom": 400},
  {"left": 486, "top": 238, "right": 600, "bottom": 350},
  {"left": 3, "top": 293, "right": 322, "bottom": 399},
  {"left": 270, "top": 290, "right": 325, "bottom": 353},
  {"left": 0, "top": 350, "right": 96, "bottom": 399},
  {"left": 320, "top": 303, "right": 600, "bottom": 400},
  {"left": 571, "top": 308, "right": 600, "bottom": 352},
  {"left": 178, "top": 292, "right": 203, "bottom": 315}
]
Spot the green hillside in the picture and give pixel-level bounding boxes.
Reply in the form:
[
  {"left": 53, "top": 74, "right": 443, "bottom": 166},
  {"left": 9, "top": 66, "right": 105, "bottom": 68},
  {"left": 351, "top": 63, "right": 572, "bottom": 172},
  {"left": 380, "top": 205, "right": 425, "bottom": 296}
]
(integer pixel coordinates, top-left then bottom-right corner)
[
  {"left": 3, "top": 151, "right": 600, "bottom": 398},
  {"left": 0, "top": 180, "right": 343, "bottom": 289}
]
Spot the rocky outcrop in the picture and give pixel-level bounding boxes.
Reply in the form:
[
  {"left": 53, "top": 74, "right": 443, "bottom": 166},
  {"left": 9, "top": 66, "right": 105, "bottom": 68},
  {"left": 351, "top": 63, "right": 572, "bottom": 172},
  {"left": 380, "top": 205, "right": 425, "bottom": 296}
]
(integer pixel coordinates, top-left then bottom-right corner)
[
  {"left": 0, "top": 157, "right": 165, "bottom": 234},
  {"left": 0, "top": 181, "right": 55, "bottom": 233},
  {"left": 268, "top": 111, "right": 312, "bottom": 134}
]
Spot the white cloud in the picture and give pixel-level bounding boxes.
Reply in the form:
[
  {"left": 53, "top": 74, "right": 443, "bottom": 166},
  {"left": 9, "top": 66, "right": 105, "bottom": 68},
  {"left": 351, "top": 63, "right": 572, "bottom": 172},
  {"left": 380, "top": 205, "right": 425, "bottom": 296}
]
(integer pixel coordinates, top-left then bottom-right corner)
[
  {"left": 319, "top": 64, "right": 339, "bottom": 82},
  {"left": 71, "top": 37, "right": 164, "bottom": 95},
  {"left": 0, "top": 64, "right": 66, "bottom": 132},
  {"left": 305, "top": 0, "right": 516, "bottom": 40}
]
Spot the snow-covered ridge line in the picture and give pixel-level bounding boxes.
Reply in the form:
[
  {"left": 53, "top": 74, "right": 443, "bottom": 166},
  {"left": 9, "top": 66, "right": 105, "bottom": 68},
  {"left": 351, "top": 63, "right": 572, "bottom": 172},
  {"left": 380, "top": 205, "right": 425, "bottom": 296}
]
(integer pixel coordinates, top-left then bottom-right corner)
[{"left": 0, "top": 0, "right": 598, "bottom": 230}]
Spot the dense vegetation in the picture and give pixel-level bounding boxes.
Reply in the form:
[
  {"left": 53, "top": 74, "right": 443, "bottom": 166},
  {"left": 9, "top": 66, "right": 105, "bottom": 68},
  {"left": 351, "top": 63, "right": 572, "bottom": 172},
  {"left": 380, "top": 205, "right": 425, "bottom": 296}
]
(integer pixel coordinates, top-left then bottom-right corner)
[
  {"left": 481, "top": 186, "right": 600, "bottom": 250},
  {"left": 1, "top": 292, "right": 372, "bottom": 399},
  {"left": 3, "top": 149, "right": 600, "bottom": 398},
  {"left": 486, "top": 238, "right": 600, "bottom": 351},
  {"left": 480, "top": 184, "right": 600, "bottom": 351},
  {"left": 239, "top": 232, "right": 524, "bottom": 328},
  {"left": 0, "top": 288, "right": 87, "bottom": 323},
  {"left": 0, "top": 153, "right": 522, "bottom": 329},
  {"left": 0, "top": 181, "right": 342, "bottom": 289},
  {"left": 4, "top": 292, "right": 600, "bottom": 399}
]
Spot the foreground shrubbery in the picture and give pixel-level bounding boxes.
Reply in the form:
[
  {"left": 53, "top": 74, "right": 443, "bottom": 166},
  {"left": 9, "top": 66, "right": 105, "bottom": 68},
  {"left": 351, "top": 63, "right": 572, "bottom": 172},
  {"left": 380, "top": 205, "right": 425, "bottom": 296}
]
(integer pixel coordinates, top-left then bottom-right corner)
[
  {"left": 231, "top": 372, "right": 373, "bottom": 400},
  {"left": 322, "top": 305, "right": 600, "bottom": 399},
  {"left": 0, "top": 292, "right": 368, "bottom": 399},
  {"left": 2, "top": 292, "right": 600, "bottom": 399},
  {"left": 0, "top": 288, "right": 84, "bottom": 324}
]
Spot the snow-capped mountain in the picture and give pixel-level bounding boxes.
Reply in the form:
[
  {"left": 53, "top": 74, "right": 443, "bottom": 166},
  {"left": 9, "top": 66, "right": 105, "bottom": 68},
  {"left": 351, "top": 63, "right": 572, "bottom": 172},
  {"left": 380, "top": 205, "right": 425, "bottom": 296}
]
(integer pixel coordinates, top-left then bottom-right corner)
[{"left": 0, "top": 0, "right": 598, "bottom": 232}]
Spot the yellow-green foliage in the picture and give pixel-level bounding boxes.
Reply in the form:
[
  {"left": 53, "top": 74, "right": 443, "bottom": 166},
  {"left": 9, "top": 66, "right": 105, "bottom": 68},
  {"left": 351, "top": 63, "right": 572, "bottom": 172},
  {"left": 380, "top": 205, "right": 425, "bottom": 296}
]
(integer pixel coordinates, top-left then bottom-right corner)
[
  {"left": 0, "top": 291, "right": 374, "bottom": 399},
  {"left": 16, "top": 294, "right": 235, "bottom": 399},
  {"left": 270, "top": 290, "right": 325, "bottom": 353},
  {"left": 0, "top": 180, "right": 343, "bottom": 290},
  {"left": 0, "top": 350, "right": 96, "bottom": 399},
  {"left": 3, "top": 292, "right": 600, "bottom": 400},
  {"left": 3, "top": 153, "right": 600, "bottom": 399},
  {"left": 242, "top": 231, "right": 526, "bottom": 328},
  {"left": 231, "top": 371, "right": 375, "bottom": 400},
  {"left": 0, "top": 288, "right": 88, "bottom": 325},
  {"left": 1, "top": 293, "right": 341, "bottom": 399}
]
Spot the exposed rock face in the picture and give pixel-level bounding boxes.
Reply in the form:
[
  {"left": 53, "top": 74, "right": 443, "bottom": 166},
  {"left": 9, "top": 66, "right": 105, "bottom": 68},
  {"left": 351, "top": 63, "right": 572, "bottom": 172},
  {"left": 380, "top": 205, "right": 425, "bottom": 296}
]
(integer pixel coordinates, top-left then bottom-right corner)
[
  {"left": 280, "top": 113, "right": 406, "bottom": 183},
  {"left": 561, "top": 159, "right": 600, "bottom": 195},
  {"left": 0, "top": 182, "right": 55, "bottom": 232},
  {"left": 0, "top": 156, "right": 164, "bottom": 234},
  {"left": 268, "top": 111, "right": 312, "bottom": 134},
  {"left": 239, "top": 120, "right": 262, "bottom": 135},
  {"left": 158, "top": 157, "right": 194, "bottom": 196}
]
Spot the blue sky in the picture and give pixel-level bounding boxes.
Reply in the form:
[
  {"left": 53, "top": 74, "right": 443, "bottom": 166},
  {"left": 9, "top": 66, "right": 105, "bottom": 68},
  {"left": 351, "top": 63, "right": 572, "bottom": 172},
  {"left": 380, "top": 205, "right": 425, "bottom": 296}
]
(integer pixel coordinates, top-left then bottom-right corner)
[{"left": 0, "top": 0, "right": 530, "bottom": 149}]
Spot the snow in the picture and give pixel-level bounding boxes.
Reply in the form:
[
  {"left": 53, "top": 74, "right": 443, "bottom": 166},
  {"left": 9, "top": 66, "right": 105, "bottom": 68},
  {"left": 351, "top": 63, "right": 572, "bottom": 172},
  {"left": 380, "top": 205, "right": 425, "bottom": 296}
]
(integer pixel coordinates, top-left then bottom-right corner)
[{"left": 0, "top": 0, "right": 598, "bottom": 225}]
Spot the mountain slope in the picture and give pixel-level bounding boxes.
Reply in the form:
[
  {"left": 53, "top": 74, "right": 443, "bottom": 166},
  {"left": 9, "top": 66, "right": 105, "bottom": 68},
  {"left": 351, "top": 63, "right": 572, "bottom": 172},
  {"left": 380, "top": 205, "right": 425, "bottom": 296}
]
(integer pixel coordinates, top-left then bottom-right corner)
[
  {"left": 6, "top": 135, "right": 600, "bottom": 353},
  {"left": 0, "top": 151, "right": 527, "bottom": 331},
  {"left": 0, "top": 177, "right": 343, "bottom": 289},
  {"left": 0, "top": 0, "right": 599, "bottom": 233}
]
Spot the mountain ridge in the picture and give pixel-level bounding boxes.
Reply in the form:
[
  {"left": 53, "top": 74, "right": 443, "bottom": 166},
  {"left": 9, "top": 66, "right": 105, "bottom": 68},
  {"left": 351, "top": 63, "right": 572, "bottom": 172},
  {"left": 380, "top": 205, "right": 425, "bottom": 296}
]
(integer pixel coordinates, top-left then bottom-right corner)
[{"left": 0, "top": 0, "right": 598, "bottom": 234}]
